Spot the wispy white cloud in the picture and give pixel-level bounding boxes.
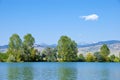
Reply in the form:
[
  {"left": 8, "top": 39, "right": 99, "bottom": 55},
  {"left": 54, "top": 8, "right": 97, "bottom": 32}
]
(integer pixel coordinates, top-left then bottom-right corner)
[{"left": 80, "top": 14, "right": 99, "bottom": 21}]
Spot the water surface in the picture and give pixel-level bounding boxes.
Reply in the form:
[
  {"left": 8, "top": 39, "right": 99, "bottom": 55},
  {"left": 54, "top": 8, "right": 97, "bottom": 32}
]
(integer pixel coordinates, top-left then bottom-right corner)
[{"left": 0, "top": 62, "right": 120, "bottom": 80}]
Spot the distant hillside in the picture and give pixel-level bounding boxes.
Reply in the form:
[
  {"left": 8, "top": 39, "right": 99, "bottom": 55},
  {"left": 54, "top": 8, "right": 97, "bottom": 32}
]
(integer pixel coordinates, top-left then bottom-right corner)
[
  {"left": 0, "top": 45, "right": 8, "bottom": 53},
  {"left": 78, "top": 40, "right": 120, "bottom": 56},
  {"left": 78, "top": 40, "right": 120, "bottom": 47},
  {"left": 0, "top": 40, "right": 120, "bottom": 56},
  {"left": 0, "top": 45, "right": 8, "bottom": 48}
]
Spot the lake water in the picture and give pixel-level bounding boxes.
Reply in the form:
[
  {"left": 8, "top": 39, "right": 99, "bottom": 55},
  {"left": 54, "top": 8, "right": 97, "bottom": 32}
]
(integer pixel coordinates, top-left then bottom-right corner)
[{"left": 0, "top": 62, "right": 120, "bottom": 80}]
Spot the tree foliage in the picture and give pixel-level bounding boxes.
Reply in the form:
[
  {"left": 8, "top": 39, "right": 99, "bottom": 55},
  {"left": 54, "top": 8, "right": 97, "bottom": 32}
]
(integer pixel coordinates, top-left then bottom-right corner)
[
  {"left": 22, "top": 34, "right": 35, "bottom": 61},
  {"left": 23, "top": 34, "right": 35, "bottom": 49},
  {"left": 41, "top": 47, "right": 57, "bottom": 62},
  {"left": 78, "top": 54, "right": 85, "bottom": 62},
  {"left": 7, "top": 34, "right": 22, "bottom": 62},
  {"left": 86, "top": 53, "right": 95, "bottom": 62},
  {"left": 94, "top": 52, "right": 105, "bottom": 62},
  {"left": 114, "top": 57, "right": 120, "bottom": 62},
  {"left": 0, "top": 34, "right": 120, "bottom": 62},
  {"left": 100, "top": 44, "right": 110, "bottom": 57},
  {"left": 0, "top": 53, "right": 8, "bottom": 62},
  {"left": 100, "top": 44, "right": 110, "bottom": 61},
  {"left": 57, "top": 36, "right": 78, "bottom": 62},
  {"left": 109, "top": 54, "right": 115, "bottom": 62}
]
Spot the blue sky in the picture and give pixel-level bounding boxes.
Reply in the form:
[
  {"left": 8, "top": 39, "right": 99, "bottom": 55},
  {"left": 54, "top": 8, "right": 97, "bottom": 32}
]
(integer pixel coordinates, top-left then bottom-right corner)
[{"left": 0, "top": 0, "right": 120, "bottom": 45}]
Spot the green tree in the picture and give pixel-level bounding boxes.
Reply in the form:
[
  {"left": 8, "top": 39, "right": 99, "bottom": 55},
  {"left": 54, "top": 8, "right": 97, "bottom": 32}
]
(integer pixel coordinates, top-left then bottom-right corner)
[
  {"left": 0, "top": 53, "right": 8, "bottom": 62},
  {"left": 86, "top": 53, "right": 95, "bottom": 62},
  {"left": 100, "top": 44, "right": 110, "bottom": 61},
  {"left": 7, "top": 34, "right": 22, "bottom": 62},
  {"left": 22, "top": 34, "right": 35, "bottom": 61},
  {"left": 41, "top": 47, "right": 57, "bottom": 62},
  {"left": 94, "top": 52, "right": 105, "bottom": 62},
  {"left": 114, "top": 57, "right": 120, "bottom": 62},
  {"left": 100, "top": 44, "right": 110, "bottom": 57},
  {"left": 57, "top": 36, "right": 78, "bottom": 62},
  {"left": 109, "top": 54, "right": 115, "bottom": 62},
  {"left": 7, "top": 54, "right": 15, "bottom": 62},
  {"left": 23, "top": 34, "right": 35, "bottom": 49},
  {"left": 31, "top": 49, "right": 41, "bottom": 61},
  {"left": 78, "top": 54, "right": 85, "bottom": 62}
]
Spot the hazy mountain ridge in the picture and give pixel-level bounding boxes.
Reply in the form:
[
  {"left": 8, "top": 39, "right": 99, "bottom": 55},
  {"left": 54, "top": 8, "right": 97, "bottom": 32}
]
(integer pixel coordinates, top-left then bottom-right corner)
[
  {"left": 0, "top": 45, "right": 8, "bottom": 53},
  {"left": 0, "top": 40, "right": 120, "bottom": 56},
  {"left": 78, "top": 43, "right": 120, "bottom": 56},
  {"left": 78, "top": 40, "right": 120, "bottom": 56},
  {"left": 78, "top": 40, "right": 120, "bottom": 47}
]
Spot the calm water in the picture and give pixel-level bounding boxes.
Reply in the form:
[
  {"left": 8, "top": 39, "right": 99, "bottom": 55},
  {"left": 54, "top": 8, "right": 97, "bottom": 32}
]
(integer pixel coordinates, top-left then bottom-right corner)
[{"left": 0, "top": 62, "right": 120, "bottom": 80}]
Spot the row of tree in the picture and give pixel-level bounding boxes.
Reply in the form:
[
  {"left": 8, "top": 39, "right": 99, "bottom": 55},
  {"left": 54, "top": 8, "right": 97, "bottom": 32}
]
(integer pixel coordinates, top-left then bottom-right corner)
[{"left": 0, "top": 34, "right": 120, "bottom": 62}]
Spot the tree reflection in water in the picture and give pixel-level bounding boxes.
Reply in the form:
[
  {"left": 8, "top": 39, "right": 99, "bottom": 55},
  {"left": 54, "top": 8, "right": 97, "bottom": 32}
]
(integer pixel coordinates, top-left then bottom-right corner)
[
  {"left": 8, "top": 64, "right": 33, "bottom": 80},
  {"left": 100, "top": 66, "right": 110, "bottom": 80},
  {"left": 58, "top": 65, "right": 77, "bottom": 80}
]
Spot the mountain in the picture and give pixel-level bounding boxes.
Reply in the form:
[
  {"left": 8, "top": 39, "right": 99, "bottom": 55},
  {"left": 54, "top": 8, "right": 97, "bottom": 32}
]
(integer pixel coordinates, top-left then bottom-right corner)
[
  {"left": 78, "top": 40, "right": 120, "bottom": 56},
  {"left": 0, "top": 45, "right": 8, "bottom": 53},
  {"left": 0, "top": 45, "right": 8, "bottom": 48},
  {"left": 0, "top": 40, "right": 120, "bottom": 56},
  {"left": 78, "top": 40, "right": 120, "bottom": 47},
  {"left": 34, "top": 43, "right": 56, "bottom": 48}
]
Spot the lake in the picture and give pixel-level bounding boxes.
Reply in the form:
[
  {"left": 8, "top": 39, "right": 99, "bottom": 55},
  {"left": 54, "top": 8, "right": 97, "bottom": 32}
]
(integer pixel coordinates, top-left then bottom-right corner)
[{"left": 0, "top": 62, "right": 120, "bottom": 80}]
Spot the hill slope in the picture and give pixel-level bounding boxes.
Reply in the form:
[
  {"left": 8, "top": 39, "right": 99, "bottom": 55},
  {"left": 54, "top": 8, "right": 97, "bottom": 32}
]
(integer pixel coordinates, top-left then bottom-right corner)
[
  {"left": 0, "top": 40, "right": 120, "bottom": 56},
  {"left": 78, "top": 40, "right": 120, "bottom": 56}
]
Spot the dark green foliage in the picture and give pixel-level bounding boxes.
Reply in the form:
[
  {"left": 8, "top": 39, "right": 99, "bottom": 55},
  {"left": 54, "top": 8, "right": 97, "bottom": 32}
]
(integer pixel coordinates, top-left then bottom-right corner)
[
  {"left": 94, "top": 52, "right": 105, "bottom": 62},
  {"left": 100, "top": 44, "right": 110, "bottom": 57},
  {"left": 7, "top": 34, "right": 22, "bottom": 62},
  {"left": 0, "top": 53, "right": 8, "bottom": 62},
  {"left": 100, "top": 44, "right": 110, "bottom": 61},
  {"left": 30, "top": 49, "right": 41, "bottom": 62},
  {"left": 57, "top": 36, "right": 78, "bottom": 62},
  {"left": 23, "top": 34, "right": 35, "bottom": 49},
  {"left": 78, "top": 54, "right": 85, "bottom": 62},
  {"left": 41, "top": 47, "right": 57, "bottom": 62},
  {"left": 109, "top": 54, "right": 115, "bottom": 62},
  {"left": 22, "top": 34, "right": 36, "bottom": 62}
]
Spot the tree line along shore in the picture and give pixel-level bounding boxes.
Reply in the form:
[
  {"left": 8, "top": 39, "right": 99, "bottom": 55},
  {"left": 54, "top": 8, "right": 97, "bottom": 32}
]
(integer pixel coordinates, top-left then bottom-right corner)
[{"left": 0, "top": 34, "right": 120, "bottom": 62}]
